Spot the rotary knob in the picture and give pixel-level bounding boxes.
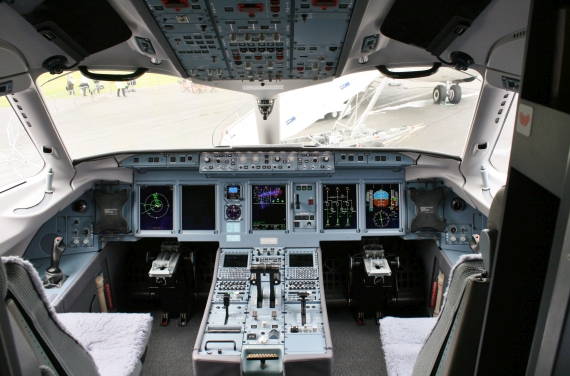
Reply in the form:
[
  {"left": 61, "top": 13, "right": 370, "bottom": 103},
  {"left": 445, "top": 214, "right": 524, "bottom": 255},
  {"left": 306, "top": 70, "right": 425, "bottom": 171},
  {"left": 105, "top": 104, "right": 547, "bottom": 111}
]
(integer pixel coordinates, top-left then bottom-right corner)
[
  {"left": 323, "top": 156, "right": 330, "bottom": 162},
  {"left": 204, "top": 156, "right": 211, "bottom": 163},
  {"left": 252, "top": 155, "right": 260, "bottom": 163},
  {"left": 240, "top": 155, "right": 248, "bottom": 163},
  {"left": 287, "top": 155, "right": 295, "bottom": 162},
  {"left": 275, "top": 156, "right": 281, "bottom": 162}
]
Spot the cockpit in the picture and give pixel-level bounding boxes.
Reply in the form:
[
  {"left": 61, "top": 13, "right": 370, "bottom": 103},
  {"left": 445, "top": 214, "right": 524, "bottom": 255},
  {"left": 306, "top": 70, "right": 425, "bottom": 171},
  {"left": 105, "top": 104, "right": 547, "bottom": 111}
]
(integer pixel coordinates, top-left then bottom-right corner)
[{"left": 3, "top": 0, "right": 569, "bottom": 375}]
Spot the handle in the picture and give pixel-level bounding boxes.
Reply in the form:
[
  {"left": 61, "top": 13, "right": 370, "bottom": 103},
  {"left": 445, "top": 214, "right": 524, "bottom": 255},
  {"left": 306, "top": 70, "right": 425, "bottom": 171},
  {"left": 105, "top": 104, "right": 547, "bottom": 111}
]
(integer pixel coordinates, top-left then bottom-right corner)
[
  {"left": 205, "top": 340, "right": 237, "bottom": 351},
  {"left": 78, "top": 66, "right": 149, "bottom": 82},
  {"left": 375, "top": 63, "right": 441, "bottom": 79}
]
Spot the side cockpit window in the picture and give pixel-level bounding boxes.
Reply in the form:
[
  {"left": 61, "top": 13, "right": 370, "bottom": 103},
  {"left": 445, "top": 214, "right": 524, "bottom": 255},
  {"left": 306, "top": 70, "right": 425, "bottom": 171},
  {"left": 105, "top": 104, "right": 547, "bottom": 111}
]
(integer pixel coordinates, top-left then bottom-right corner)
[{"left": 0, "top": 96, "right": 44, "bottom": 188}]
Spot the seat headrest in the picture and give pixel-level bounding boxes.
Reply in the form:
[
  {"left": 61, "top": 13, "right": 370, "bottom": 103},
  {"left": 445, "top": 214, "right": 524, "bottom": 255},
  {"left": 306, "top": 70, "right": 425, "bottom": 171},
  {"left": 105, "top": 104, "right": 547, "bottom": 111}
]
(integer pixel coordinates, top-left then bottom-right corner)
[
  {"left": 488, "top": 186, "right": 506, "bottom": 231},
  {"left": 0, "top": 261, "right": 6, "bottom": 299}
]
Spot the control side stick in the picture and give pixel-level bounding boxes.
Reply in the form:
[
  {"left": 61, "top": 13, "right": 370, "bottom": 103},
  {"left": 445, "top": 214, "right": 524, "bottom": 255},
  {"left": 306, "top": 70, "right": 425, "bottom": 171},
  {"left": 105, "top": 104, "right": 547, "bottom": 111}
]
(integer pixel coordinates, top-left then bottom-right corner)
[
  {"left": 47, "top": 237, "right": 66, "bottom": 274},
  {"left": 43, "top": 237, "right": 67, "bottom": 288}
]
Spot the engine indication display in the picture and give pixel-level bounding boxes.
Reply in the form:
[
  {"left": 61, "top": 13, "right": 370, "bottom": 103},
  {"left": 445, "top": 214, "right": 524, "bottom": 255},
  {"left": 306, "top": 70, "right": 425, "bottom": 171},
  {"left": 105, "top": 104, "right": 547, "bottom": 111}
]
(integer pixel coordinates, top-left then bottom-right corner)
[
  {"left": 181, "top": 185, "right": 216, "bottom": 231},
  {"left": 365, "top": 184, "right": 400, "bottom": 229},
  {"left": 225, "top": 204, "right": 242, "bottom": 221},
  {"left": 322, "top": 184, "right": 357, "bottom": 229},
  {"left": 252, "top": 185, "right": 287, "bottom": 230},
  {"left": 140, "top": 185, "right": 173, "bottom": 231}
]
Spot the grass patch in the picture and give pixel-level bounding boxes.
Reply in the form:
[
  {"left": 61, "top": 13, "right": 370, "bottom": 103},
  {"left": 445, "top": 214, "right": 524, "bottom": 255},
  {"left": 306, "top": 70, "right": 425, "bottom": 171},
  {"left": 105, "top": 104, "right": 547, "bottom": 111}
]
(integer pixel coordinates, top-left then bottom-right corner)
[
  {"left": 38, "top": 71, "right": 179, "bottom": 98},
  {"left": 0, "top": 72, "right": 180, "bottom": 108}
]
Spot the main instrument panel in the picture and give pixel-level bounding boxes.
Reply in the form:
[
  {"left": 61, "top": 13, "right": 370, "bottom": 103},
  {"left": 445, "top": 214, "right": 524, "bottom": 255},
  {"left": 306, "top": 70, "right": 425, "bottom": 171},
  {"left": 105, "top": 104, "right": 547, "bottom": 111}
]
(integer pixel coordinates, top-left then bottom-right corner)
[{"left": 126, "top": 151, "right": 412, "bottom": 247}]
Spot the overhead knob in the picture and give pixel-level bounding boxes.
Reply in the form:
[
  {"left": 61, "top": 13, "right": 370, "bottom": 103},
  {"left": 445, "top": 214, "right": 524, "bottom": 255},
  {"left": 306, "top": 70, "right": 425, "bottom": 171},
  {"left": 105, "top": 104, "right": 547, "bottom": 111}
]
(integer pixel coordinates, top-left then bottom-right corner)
[
  {"left": 204, "top": 157, "right": 211, "bottom": 163},
  {"left": 275, "top": 156, "right": 281, "bottom": 162},
  {"left": 323, "top": 156, "right": 330, "bottom": 162}
]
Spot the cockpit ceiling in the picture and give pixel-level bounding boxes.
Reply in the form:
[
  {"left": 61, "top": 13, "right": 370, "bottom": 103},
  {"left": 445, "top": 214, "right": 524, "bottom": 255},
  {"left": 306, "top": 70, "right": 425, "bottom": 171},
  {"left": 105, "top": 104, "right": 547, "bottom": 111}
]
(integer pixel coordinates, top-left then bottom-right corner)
[{"left": 145, "top": 0, "right": 354, "bottom": 82}]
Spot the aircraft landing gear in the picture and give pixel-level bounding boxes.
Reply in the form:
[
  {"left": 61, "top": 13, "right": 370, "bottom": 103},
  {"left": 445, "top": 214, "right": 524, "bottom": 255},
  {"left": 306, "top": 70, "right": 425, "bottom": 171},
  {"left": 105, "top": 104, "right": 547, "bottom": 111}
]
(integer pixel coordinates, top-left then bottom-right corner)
[
  {"left": 448, "top": 84, "right": 462, "bottom": 104},
  {"left": 324, "top": 111, "right": 339, "bottom": 120},
  {"left": 433, "top": 83, "right": 462, "bottom": 104},
  {"left": 433, "top": 85, "right": 446, "bottom": 104}
]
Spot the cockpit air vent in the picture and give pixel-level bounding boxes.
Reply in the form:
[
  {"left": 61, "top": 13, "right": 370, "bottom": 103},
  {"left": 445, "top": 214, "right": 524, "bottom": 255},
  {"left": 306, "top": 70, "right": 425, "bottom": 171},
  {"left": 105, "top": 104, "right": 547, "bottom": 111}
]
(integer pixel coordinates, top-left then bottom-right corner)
[{"left": 513, "top": 30, "right": 526, "bottom": 39}]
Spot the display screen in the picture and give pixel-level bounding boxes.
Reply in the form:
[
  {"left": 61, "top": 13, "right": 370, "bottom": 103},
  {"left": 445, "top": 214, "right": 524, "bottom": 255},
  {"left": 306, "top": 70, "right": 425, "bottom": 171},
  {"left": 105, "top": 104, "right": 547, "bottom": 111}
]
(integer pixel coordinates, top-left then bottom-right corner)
[
  {"left": 223, "top": 254, "right": 249, "bottom": 267},
  {"left": 140, "top": 185, "right": 173, "bottom": 230},
  {"left": 181, "top": 185, "right": 216, "bottom": 230},
  {"left": 289, "top": 254, "right": 314, "bottom": 267},
  {"left": 226, "top": 184, "right": 241, "bottom": 200},
  {"left": 251, "top": 185, "right": 287, "bottom": 230},
  {"left": 365, "top": 184, "right": 400, "bottom": 229},
  {"left": 322, "top": 184, "right": 357, "bottom": 229}
]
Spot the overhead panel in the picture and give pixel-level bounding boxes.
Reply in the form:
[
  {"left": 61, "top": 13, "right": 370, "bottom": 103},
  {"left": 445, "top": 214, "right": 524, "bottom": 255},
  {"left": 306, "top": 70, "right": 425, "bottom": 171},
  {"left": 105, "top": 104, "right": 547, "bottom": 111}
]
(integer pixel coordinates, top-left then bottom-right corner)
[
  {"left": 212, "top": 0, "right": 292, "bottom": 82},
  {"left": 145, "top": 0, "right": 230, "bottom": 79},
  {"left": 144, "top": 0, "right": 355, "bottom": 82}
]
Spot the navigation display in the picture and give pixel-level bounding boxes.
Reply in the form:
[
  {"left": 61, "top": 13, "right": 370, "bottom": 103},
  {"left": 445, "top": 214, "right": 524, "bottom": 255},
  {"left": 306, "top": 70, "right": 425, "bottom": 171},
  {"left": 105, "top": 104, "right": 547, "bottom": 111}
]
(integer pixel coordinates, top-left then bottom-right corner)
[
  {"left": 322, "top": 184, "right": 357, "bottom": 229},
  {"left": 140, "top": 185, "right": 173, "bottom": 231},
  {"left": 289, "top": 254, "right": 314, "bottom": 267},
  {"left": 252, "top": 185, "right": 287, "bottom": 230},
  {"left": 224, "top": 254, "right": 249, "bottom": 267},
  {"left": 182, "top": 185, "right": 216, "bottom": 230},
  {"left": 365, "top": 184, "right": 400, "bottom": 229}
]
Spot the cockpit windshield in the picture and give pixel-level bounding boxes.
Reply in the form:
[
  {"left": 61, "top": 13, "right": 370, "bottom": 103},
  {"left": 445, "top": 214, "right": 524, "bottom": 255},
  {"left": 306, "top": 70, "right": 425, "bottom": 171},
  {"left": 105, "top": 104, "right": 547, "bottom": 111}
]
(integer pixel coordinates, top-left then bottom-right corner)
[{"left": 38, "top": 67, "right": 481, "bottom": 160}]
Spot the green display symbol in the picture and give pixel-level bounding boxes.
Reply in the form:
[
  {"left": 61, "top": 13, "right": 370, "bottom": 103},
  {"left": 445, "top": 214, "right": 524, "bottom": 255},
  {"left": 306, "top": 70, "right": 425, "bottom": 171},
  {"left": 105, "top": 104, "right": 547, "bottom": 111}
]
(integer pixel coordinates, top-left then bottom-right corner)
[{"left": 142, "top": 192, "right": 170, "bottom": 219}]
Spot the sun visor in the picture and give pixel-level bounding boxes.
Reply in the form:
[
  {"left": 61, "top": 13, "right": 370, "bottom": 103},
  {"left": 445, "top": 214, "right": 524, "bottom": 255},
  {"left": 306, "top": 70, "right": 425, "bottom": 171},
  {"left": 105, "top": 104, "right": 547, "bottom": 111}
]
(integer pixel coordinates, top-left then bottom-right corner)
[
  {"left": 380, "top": 0, "right": 491, "bottom": 57},
  {"left": 8, "top": 0, "right": 132, "bottom": 63}
]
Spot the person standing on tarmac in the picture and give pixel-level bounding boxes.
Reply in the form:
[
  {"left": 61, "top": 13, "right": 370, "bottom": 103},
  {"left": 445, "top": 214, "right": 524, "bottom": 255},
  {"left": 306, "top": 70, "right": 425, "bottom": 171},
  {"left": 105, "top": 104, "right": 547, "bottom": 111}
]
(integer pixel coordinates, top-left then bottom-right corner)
[
  {"left": 115, "top": 81, "right": 127, "bottom": 97},
  {"left": 66, "top": 74, "right": 75, "bottom": 95},
  {"left": 80, "top": 76, "right": 92, "bottom": 96}
]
